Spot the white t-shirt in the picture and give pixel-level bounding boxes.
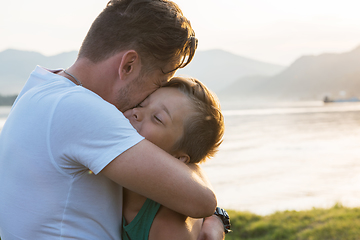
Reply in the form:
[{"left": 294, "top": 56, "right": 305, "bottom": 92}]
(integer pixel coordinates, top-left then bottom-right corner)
[{"left": 0, "top": 66, "right": 144, "bottom": 239}]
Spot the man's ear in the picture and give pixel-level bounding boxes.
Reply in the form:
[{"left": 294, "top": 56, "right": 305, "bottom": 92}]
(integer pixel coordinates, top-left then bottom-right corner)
[
  {"left": 118, "top": 50, "right": 140, "bottom": 81},
  {"left": 173, "top": 152, "right": 190, "bottom": 164}
]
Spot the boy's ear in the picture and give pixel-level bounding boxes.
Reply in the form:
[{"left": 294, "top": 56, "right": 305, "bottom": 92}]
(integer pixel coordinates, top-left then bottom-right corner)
[
  {"left": 118, "top": 50, "right": 140, "bottom": 81},
  {"left": 174, "top": 152, "right": 190, "bottom": 164}
]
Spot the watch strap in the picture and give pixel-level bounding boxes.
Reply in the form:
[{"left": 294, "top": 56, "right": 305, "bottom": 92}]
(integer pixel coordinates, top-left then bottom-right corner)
[{"left": 213, "top": 207, "right": 231, "bottom": 234}]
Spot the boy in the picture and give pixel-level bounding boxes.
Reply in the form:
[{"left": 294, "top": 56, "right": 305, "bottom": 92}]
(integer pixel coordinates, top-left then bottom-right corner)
[{"left": 122, "top": 76, "right": 227, "bottom": 239}]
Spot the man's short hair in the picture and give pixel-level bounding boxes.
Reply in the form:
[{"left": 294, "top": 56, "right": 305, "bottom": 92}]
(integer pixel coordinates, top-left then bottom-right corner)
[
  {"left": 79, "top": 0, "right": 197, "bottom": 73},
  {"left": 162, "top": 77, "right": 224, "bottom": 164}
]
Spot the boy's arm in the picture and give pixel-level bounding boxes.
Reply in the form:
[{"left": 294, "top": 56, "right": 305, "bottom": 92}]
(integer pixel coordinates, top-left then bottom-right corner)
[
  {"left": 101, "top": 139, "right": 217, "bottom": 218},
  {"left": 149, "top": 207, "right": 224, "bottom": 240},
  {"left": 198, "top": 216, "right": 225, "bottom": 240},
  {"left": 186, "top": 164, "right": 226, "bottom": 240},
  {"left": 149, "top": 206, "right": 203, "bottom": 240}
]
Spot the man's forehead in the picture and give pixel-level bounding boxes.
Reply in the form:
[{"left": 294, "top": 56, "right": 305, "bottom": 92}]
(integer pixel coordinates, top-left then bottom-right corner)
[
  {"left": 162, "top": 61, "right": 178, "bottom": 78},
  {"left": 156, "top": 72, "right": 175, "bottom": 86},
  {"left": 144, "top": 62, "right": 177, "bottom": 88}
]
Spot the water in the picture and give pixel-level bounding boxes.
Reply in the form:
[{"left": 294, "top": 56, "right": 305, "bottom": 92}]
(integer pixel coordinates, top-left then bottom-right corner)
[
  {"left": 1, "top": 102, "right": 360, "bottom": 215},
  {"left": 0, "top": 106, "right": 11, "bottom": 132},
  {"left": 201, "top": 101, "right": 360, "bottom": 215}
]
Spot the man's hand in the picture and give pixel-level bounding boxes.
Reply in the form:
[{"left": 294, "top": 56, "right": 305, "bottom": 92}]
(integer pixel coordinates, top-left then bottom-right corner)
[{"left": 197, "top": 215, "right": 225, "bottom": 240}]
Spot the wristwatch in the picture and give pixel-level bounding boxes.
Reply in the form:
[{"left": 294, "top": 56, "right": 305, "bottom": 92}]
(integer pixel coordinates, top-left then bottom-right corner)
[{"left": 213, "top": 207, "right": 231, "bottom": 234}]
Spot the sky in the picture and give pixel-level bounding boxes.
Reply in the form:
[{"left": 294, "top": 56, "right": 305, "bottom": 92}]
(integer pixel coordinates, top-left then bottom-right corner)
[{"left": 1, "top": 0, "right": 360, "bottom": 66}]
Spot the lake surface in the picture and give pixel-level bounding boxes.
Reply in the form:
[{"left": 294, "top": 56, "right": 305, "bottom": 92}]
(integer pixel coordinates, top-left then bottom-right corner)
[
  {"left": 0, "top": 106, "right": 11, "bottom": 132},
  {"left": 202, "top": 101, "right": 360, "bottom": 215},
  {"left": 2, "top": 102, "right": 360, "bottom": 215}
]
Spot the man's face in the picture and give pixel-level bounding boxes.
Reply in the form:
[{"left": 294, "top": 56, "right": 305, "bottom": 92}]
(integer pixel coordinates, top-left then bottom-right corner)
[
  {"left": 115, "top": 64, "right": 176, "bottom": 113},
  {"left": 123, "top": 87, "right": 194, "bottom": 153}
]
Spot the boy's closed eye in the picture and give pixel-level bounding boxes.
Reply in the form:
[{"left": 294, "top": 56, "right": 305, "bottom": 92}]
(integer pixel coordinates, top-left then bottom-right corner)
[{"left": 154, "top": 115, "right": 163, "bottom": 124}]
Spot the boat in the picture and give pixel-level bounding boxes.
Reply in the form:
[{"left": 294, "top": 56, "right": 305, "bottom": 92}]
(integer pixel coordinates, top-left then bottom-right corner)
[{"left": 323, "top": 96, "right": 360, "bottom": 103}]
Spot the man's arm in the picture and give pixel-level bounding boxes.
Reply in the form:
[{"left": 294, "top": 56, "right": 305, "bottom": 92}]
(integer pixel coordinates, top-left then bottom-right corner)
[{"left": 101, "top": 139, "right": 217, "bottom": 218}]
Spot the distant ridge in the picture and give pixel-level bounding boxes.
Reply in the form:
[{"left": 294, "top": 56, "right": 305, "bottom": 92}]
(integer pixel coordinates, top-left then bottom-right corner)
[
  {"left": 0, "top": 49, "right": 78, "bottom": 94},
  {"left": 220, "top": 45, "right": 360, "bottom": 101},
  {"left": 2, "top": 45, "right": 360, "bottom": 102},
  {"left": 0, "top": 49, "right": 284, "bottom": 96},
  {"left": 176, "top": 49, "right": 284, "bottom": 92}
]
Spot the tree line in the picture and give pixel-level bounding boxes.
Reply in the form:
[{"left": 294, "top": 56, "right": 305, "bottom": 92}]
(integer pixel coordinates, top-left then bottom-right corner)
[{"left": 0, "top": 94, "right": 17, "bottom": 106}]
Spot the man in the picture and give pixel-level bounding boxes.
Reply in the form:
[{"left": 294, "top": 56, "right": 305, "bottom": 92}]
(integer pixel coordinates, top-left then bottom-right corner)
[{"left": 0, "top": 0, "right": 226, "bottom": 239}]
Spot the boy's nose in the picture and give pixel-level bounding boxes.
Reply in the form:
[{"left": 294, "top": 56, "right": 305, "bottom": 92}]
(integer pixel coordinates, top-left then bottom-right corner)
[{"left": 132, "top": 108, "right": 142, "bottom": 121}]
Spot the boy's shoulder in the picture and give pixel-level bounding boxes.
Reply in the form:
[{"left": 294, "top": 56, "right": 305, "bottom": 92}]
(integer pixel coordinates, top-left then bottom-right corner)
[{"left": 149, "top": 205, "right": 203, "bottom": 240}]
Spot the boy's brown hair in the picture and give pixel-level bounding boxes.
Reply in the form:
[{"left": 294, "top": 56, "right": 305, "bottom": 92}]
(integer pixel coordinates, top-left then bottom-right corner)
[
  {"left": 162, "top": 77, "right": 224, "bottom": 164},
  {"left": 79, "top": 0, "right": 197, "bottom": 74}
]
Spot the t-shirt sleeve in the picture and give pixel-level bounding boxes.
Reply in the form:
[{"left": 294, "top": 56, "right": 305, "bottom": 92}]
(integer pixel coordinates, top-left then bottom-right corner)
[{"left": 48, "top": 89, "right": 144, "bottom": 175}]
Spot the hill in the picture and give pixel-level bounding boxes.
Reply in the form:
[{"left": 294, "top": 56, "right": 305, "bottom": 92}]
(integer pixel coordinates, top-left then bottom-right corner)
[
  {"left": 0, "top": 49, "right": 78, "bottom": 95},
  {"left": 220, "top": 45, "right": 360, "bottom": 101},
  {"left": 0, "top": 49, "right": 284, "bottom": 96},
  {"left": 176, "top": 49, "right": 284, "bottom": 92}
]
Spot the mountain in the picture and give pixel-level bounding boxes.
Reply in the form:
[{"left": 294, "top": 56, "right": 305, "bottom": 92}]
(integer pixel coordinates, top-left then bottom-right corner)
[
  {"left": 0, "top": 49, "right": 283, "bottom": 96},
  {"left": 220, "top": 45, "right": 360, "bottom": 101},
  {"left": 176, "top": 49, "right": 284, "bottom": 92},
  {"left": 2, "top": 46, "right": 360, "bottom": 103},
  {"left": 0, "top": 49, "right": 78, "bottom": 95}
]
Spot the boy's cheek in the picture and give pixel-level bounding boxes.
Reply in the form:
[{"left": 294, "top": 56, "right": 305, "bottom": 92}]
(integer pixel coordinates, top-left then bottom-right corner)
[{"left": 123, "top": 110, "right": 131, "bottom": 119}]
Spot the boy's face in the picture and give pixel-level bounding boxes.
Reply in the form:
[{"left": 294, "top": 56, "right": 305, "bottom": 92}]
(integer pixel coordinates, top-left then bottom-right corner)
[{"left": 123, "top": 87, "right": 194, "bottom": 154}]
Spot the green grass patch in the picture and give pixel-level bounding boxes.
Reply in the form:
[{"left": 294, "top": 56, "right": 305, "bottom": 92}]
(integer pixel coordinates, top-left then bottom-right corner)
[
  {"left": 226, "top": 203, "right": 360, "bottom": 240},
  {"left": 2, "top": 204, "right": 360, "bottom": 239}
]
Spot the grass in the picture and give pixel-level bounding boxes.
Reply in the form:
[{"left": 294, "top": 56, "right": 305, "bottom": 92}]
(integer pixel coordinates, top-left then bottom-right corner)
[
  {"left": 225, "top": 203, "right": 360, "bottom": 240},
  {"left": 1, "top": 204, "right": 359, "bottom": 240}
]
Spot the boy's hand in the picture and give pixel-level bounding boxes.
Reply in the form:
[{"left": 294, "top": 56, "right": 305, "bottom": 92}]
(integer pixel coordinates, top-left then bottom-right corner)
[{"left": 197, "top": 215, "right": 225, "bottom": 240}]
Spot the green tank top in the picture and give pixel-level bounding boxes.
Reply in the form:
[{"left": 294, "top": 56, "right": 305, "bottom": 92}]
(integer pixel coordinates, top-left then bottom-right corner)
[{"left": 122, "top": 198, "right": 161, "bottom": 240}]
